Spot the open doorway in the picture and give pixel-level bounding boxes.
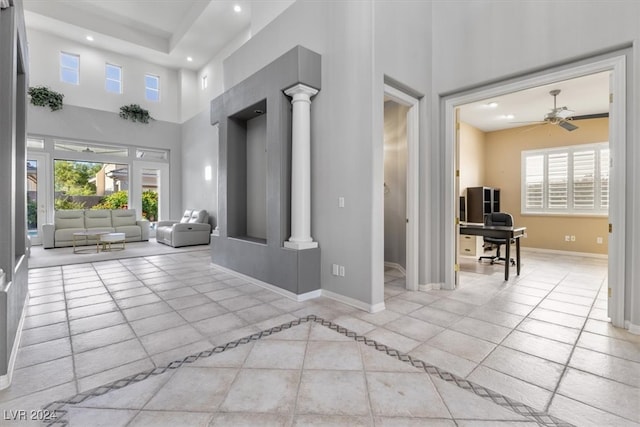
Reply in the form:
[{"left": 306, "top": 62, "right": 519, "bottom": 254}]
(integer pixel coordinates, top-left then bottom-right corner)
[
  {"left": 444, "top": 54, "right": 626, "bottom": 327},
  {"left": 381, "top": 84, "right": 419, "bottom": 294},
  {"left": 384, "top": 100, "right": 409, "bottom": 288}
]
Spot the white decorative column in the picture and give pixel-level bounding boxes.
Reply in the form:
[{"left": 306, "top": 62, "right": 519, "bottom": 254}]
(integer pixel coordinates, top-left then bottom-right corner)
[{"left": 284, "top": 83, "right": 318, "bottom": 250}]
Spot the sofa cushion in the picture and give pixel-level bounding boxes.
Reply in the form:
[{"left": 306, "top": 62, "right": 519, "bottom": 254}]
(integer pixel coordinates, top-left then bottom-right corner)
[
  {"left": 114, "top": 225, "right": 141, "bottom": 240},
  {"left": 55, "top": 228, "right": 87, "bottom": 242},
  {"left": 85, "top": 210, "right": 112, "bottom": 229},
  {"left": 55, "top": 210, "right": 85, "bottom": 229},
  {"left": 180, "top": 210, "right": 193, "bottom": 223},
  {"left": 188, "top": 210, "right": 208, "bottom": 224},
  {"left": 111, "top": 209, "right": 137, "bottom": 227}
]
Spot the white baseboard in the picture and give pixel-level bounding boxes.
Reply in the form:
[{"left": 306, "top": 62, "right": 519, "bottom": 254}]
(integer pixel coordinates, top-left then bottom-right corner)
[
  {"left": 0, "top": 293, "right": 29, "bottom": 390},
  {"left": 626, "top": 321, "right": 640, "bottom": 335},
  {"left": 384, "top": 262, "right": 406, "bottom": 276},
  {"left": 418, "top": 283, "right": 434, "bottom": 291},
  {"left": 322, "top": 289, "right": 385, "bottom": 313},
  {"left": 522, "top": 247, "right": 608, "bottom": 259}
]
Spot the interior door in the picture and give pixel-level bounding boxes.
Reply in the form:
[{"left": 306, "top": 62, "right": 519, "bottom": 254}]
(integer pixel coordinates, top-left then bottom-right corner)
[{"left": 26, "top": 152, "right": 51, "bottom": 246}]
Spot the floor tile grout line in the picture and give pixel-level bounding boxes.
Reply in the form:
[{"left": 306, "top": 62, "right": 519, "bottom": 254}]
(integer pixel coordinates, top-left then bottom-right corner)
[
  {"left": 39, "top": 315, "right": 575, "bottom": 427},
  {"left": 544, "top": 276, "right": 608, "bottom": 414}
]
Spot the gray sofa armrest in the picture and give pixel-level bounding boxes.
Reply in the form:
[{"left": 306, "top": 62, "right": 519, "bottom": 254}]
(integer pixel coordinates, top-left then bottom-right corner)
[
  {"left": 42, "top": 224, "right": 55, "bottom": 249},
  {"left": 136, "top": 219, "right": 150, "bottom": 241},
  {"left": 172, "top": 223, "right": 211, "bottom": 232},
  {"left": 157, "top": 220, "right": 178, "bottom": 228}
]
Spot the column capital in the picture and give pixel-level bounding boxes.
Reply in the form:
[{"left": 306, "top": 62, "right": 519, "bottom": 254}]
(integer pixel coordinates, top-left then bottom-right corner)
[{"left": 284, "top": 83, "right": 319, "bottom": 99}]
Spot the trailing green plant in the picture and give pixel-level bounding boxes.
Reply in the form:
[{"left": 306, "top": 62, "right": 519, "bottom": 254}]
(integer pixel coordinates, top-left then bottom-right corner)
[
  {"left": 119, "top": 104, "right": 153, "bottom": 124},
  {"left": 28, "top": 86, "right": 64, "bottom": 111}
]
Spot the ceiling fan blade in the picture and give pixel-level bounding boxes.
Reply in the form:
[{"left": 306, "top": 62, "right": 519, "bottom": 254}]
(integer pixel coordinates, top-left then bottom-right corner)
[
  {"left": 571, "top": 113, "right": 609, "bottom": 120},
  {"left": 558, "top": 120, "right": 578, "bottom": 132}
]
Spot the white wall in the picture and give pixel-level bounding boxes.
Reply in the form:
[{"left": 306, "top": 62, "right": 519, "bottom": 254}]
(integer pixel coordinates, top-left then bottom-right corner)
[
  {"left": 180, "top": 109, "right": 218, "bottom": 227},
  {"left": 250, "top": 0, "right": 296, "bottom": 35},
  {"left": 26, "top": 28, "right": 180, "bottom": 123},
  {"left": 27, "top": 104, "right": 183, "bottom": 219}
]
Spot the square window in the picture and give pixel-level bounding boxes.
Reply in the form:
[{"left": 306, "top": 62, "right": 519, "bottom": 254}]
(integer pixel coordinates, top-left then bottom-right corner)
[
  {"left": 105, "top": 63, "right": 122, "bottom": 94},
  {"left": 145, "top": 74, "right": 160, "bottom": 102},
  {"left": 60, "top": 52, "right": 79, "bottom": 85}
]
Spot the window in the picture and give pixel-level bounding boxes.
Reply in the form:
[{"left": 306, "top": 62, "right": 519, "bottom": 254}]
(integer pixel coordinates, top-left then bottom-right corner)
[
  {"left": 201, "top": 75, "right": 208, "bottom": 90},
  {"left": 522, "top": 142, "right": 609, "bottom": 215},
  {"left": 145, "top": 74, "right": 160, "bottom": 102},
  {"left": 60, "top": 52, "right": 79, "bottom": 84},
  {"left": 105, "top": 63, "right": 122, "bottom": 94}
]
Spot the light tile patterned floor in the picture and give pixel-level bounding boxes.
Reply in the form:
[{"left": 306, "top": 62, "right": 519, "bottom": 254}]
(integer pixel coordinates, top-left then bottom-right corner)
[{"left": 0, "top": 249, "right": 638, "bottom": 426}]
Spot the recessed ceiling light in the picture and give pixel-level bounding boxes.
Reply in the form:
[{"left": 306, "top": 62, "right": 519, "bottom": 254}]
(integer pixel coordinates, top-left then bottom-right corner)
[
  {"left": 234, "top": 4, "right": 242, "bottom": 13},
  {"left": 187, "top": 56, "right": 193, "bottom": 62},
  {"left": 86, "top": 35, "right": 94, "bottom": 41},
  {"left": 486, "top": 102, "right": 498, "bottom": 108},
  {"left": 499, "top": 114, "right": 515, "bottom": 120}
]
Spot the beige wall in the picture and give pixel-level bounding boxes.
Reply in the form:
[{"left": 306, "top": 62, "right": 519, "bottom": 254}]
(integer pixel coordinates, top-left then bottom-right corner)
[
  {"left": 482, "top": 118, "right": 609, "bottom": 254},
  {"left": 459, "top": 121, "right": 486, "bottom": 196}
]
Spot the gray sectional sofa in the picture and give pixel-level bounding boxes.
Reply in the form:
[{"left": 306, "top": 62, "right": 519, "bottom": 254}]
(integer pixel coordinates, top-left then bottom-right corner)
[{"left": 43, "top": 209, "right": 149, "bottom": 249}]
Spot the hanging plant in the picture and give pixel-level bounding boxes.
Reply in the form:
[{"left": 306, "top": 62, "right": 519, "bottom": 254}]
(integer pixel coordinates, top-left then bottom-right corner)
[
  {"left": 119, "top": 104, "right": 153, "bottom": 124},
  {"left": 28, "top": 86, "right": 64, "bottom": 111}
]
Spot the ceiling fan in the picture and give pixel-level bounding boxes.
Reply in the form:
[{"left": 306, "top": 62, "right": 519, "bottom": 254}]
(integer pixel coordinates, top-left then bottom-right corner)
[
  {"left": 543, "top": 89, "right": 578, "bottom": 131},
  {"left": 512, "top": 89, "right": 579, "bottom": 132}
]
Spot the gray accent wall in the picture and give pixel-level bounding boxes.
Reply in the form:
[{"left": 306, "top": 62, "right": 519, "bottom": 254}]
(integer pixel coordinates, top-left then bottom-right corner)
[
  {"left": 211, "top": 45, "right": 321, "bottom": 295},
  {"left": 0, "top": 0, "right": 29, "bottom": 384}
]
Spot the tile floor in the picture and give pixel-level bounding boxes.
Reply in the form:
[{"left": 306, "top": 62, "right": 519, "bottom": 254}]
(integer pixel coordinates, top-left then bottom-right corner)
[{"left": 0, "top": 249, "right": 638, "bottom": 426}]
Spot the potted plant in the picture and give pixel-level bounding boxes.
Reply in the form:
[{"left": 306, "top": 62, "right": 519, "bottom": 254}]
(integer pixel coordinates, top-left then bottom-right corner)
[
  {"left": 119, "top": 104, "right": 153, "bottom": 124},
  {"left": 28, "top": 86, "right": 64, "bottom": 111}
]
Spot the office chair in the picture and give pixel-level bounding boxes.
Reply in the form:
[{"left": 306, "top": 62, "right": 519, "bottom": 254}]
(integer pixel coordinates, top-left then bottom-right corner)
[{"left": 478, "top": 212, "right": 516, "bottom": 266}]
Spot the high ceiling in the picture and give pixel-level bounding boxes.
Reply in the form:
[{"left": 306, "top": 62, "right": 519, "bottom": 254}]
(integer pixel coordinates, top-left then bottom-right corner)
[
  {"left": 459, "top": 71, "right": 610, "bottom": 132},
  {"left": 22, "top": 1, "right": 610, "bottom": 132},
  {"left": 22, "top": 0, "right": 254, "bottom": 70}
]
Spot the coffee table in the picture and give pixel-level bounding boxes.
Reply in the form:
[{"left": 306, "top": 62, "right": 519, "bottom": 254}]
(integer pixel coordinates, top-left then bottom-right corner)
[
  {"left": 72, "top": 230, "right": 110, "bottom": 253},
  {"left": 99, "top": 232, "right": 126, "bottom": 252}
]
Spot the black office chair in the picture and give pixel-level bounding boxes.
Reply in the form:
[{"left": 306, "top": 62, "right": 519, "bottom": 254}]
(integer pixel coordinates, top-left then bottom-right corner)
[{"left": 478, "top": 212, "right": 516, "bottom": 266}]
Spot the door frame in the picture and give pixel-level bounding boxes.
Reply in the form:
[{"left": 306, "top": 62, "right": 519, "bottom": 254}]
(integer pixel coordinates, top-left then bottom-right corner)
[
  {"left": 442, "top": 54, "right": 626, "bottom": 327},
  {"left": 131, "top": 160, "right": 170, "bottom": 223},
  {"left": 26, "top": 151, "right": 52, "bottom": 246},
  {"left": 383, "top": 84, "right": 420, "bottom": 291}
]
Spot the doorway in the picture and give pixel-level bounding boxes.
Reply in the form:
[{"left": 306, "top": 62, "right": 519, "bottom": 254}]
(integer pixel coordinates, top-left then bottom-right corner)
[
  {"left": 444, "top": 54, "right": 626, "bottom": 327},
  {"left": 26, "top": 152, "right": 51, "bottom": 246},
  {"left": 381, "top": 84, "right": 419, "bottom": 293}
]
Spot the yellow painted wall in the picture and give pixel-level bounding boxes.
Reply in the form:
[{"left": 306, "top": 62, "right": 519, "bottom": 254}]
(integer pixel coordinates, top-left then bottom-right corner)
[
  {"left": 483, "top": 118, "right": 609, "bottom": 254},
  {"left": 459, "top": 122, "right": 486, "bottom": 196}
]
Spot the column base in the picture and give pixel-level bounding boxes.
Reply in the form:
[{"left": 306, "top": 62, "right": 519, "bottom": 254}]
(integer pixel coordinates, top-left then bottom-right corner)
[{"left": 284, "top": 240, "right": 318, "bottom": 250}]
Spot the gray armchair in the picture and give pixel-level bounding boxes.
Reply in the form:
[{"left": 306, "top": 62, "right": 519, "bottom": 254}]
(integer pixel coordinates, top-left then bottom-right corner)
[{"left": 156, "top": 209, "right": 211, "bottom": 248}]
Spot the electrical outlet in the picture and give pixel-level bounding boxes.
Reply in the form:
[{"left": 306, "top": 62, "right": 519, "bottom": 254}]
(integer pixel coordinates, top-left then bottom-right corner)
[
  {"left": 597, "top": 237, "right": 603, "bottom": 244},
  {"left": 338, "top": 197, "right": 345, "bottom": 208},
  {"left": 564, "top": 235, "right": 570, "bottom": 242},
  {"left": 339, "top": 265, "right": 345, "bottom": 277},
  {"left": 571, "top": 235, "right": 576, "bottom": 242}
]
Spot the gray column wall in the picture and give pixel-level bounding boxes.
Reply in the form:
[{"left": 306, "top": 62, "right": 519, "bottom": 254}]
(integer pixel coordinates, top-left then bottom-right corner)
[
  {"left": 0, "top": 0, "right": 29, "bottom": 384},
  {"left": 211, "top": 46, "right": 321, "bottom": 295}
]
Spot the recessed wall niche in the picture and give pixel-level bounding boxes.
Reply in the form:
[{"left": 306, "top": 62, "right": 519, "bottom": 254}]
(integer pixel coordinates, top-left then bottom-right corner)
[
  {"left": 210, "top": 45, "right": 321, "bottom": 296},
  {"left": 227, "top": 99, "right": 267, "bottom": 243}
]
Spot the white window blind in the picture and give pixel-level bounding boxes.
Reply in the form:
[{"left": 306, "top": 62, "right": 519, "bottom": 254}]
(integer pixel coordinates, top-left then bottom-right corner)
[{"left": 521, "top": 142, "right": 609, "bottom": 216}]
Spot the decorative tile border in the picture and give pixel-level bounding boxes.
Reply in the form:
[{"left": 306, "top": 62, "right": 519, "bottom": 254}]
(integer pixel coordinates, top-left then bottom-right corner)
[{"left": 42, "top": 315, "right": 573, "bottom": 426}]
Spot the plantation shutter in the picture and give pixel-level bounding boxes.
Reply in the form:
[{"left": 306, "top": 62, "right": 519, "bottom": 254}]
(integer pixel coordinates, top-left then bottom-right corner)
[
  {"left": 547, "top": 153, "right": 568, "bottom": 209},
  {"left": 573, "top": 150, "right": 595, "bottom": 209},
  {"left": 599, "top": 148, "right": 610, "bottom": 209},
  {"left": 525, "top": 155, "right": 544, "bottom": 209}
]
